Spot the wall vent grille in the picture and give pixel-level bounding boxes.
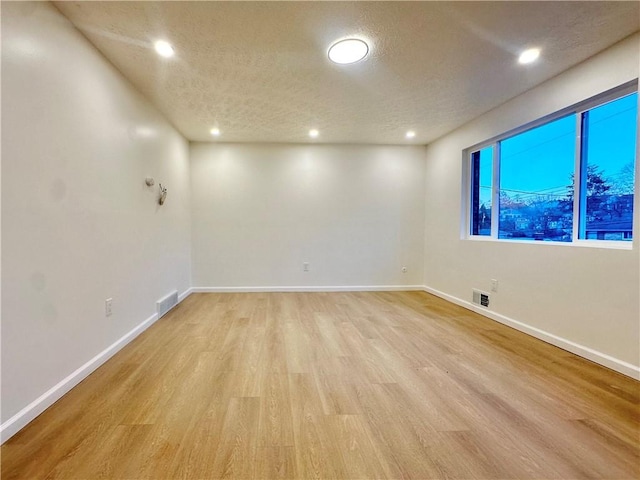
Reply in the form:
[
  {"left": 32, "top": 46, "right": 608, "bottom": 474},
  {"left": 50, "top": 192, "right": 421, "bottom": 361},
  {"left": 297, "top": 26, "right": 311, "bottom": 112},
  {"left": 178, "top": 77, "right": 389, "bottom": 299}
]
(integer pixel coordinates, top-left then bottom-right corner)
[
  {"left": 157, "top": 290, "right": 178, "bottom": 319},
  {"left": 472, "top": 289, "right": 490, "bottom": 308}
]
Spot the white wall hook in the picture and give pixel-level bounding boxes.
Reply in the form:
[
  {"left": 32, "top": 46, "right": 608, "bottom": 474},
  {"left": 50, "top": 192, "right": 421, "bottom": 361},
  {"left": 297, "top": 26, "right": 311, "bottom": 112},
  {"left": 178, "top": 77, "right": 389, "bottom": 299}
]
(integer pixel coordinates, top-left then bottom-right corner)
[{"left": 159, "top": 183, "right": 167, "bottom": 205}]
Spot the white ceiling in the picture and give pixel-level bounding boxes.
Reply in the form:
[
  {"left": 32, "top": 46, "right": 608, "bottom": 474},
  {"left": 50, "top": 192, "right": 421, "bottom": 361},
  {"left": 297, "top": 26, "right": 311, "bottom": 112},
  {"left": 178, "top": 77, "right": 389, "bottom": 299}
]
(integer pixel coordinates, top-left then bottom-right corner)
[{"left": 54, "top": 1, "right": 639, "bottom": 145}]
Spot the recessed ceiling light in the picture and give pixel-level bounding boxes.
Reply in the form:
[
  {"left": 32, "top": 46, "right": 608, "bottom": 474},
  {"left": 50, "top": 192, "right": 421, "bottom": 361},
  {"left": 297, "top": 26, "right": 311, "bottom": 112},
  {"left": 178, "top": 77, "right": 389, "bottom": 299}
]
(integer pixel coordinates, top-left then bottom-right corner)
[
  {"left": 518, "top": 48, "right": 540, "bottom": 65},
  {"left": 210, "top": 127, "right": 220, "bottom": 136},
  {"left": 328, "top": 38, "right": 369, "bottom": 65},
  {"left": 154, "top": 40, "right": 175, "bottom": 58},
  {"left": 309, "top": 129, "right": 319, "bottom": 138},
  {"left": 406, "top": 131, "right": 416, "bottom": 139}
]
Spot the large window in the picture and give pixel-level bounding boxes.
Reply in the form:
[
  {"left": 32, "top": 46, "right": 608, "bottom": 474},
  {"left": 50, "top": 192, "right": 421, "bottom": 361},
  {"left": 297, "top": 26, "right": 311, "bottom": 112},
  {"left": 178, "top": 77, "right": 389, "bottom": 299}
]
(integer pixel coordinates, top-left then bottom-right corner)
[{"left": 468, "top": 85, "right": 638, "bottom": 244}]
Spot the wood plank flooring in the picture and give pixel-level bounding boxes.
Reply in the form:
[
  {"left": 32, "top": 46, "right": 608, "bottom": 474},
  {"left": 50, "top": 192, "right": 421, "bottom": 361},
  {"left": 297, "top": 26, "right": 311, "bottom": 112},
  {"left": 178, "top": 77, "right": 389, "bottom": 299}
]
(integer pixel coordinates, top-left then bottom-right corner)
[{"left": 2, "top": 291, "right": 639, "bottom": 479}]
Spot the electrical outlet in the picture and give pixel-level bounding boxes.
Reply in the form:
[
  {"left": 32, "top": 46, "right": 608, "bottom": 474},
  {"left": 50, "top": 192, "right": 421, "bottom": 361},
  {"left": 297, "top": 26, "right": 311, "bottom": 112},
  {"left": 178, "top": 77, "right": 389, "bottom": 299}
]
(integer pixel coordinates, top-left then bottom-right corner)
[
  {"left": 402, "top": 266, "right": 408, "bottom": 273},
  {"left": 490, "top": 279, "right": 498, "bottom": 292},
  {"left": 303, "top": 262, "right": 309, "bottom": 272},
  {"left": 105, "top": 298, "right": 113, "bottom": 317}
]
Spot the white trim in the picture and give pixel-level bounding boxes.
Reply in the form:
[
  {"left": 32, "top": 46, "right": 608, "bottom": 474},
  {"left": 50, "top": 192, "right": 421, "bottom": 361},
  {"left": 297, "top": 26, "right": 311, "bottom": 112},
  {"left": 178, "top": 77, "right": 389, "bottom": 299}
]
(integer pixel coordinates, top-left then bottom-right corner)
[
  {"left": 462, "top": 236, "right": 633, "bottom": 250},
  {"left": 422, "top": 285, "right": 640, "bottom": 380},
  {"left": 1, "top": 288, "right": 192, "bottom": 443},
  {"left": 192, "top": 285, "right": 425, "bottom": 293},
  {"left": 178, "top": 287, "right": 193, "bottom": 303},
  {"left": 573, "top": 111, "right": 584, "bottom": 241},
  {"left": 491, "top": 142, "right": 500, "bottom": 238}
]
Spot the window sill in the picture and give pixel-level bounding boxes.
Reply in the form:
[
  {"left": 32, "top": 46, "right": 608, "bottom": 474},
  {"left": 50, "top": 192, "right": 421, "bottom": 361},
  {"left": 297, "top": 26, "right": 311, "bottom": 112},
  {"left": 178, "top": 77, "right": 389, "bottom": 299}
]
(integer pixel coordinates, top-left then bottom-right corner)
[{"left": 464, "top": 236, "right": 633, "bottom": 250}]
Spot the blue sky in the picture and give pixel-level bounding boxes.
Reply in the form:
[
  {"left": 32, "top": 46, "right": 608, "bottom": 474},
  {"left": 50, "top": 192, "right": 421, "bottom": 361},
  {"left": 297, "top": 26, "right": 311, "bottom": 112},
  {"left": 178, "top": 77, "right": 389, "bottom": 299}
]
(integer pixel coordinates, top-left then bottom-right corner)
[
  {"left": 500, "top": 114, "right": 576, "bottom": 202},
  {"left": 478, "top": 146, "right": 493, "bottom": 205},
  {"left": 477, "top": 92, "right": 637, "bottom": 204},
  {"left": 585, "top": 92, "right": 637, "bottom": 186}
]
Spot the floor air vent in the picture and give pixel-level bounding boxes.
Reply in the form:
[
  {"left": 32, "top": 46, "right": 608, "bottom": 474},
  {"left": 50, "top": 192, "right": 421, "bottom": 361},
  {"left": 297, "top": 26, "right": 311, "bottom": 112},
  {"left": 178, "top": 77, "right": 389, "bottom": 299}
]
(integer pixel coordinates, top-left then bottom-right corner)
[
  {"left": 472, "top": 289, "right": 490, "bottom": 308},
  {"left": 157, "top": 290, "right": 178, "bottom": 319}
]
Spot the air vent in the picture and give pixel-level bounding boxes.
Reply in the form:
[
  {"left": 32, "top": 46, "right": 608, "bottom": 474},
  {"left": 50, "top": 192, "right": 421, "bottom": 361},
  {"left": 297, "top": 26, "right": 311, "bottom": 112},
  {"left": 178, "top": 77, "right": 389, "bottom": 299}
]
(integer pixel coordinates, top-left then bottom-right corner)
[
  {"left": 157, "top": 290, "right": 178, "bottom": 319},
  {"left": 472, "top": 289, "right": 490, "bottom": 308}
]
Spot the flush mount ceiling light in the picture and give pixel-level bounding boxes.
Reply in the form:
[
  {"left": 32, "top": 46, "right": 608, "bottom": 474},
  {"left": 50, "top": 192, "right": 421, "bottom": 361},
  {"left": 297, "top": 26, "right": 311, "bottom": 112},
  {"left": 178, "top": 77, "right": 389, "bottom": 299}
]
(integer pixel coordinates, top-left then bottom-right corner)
[
  {"left": 210, "top": 127, "right": 220, "bottom": 137},
  {"left": 406, "top": 130, "right": 416, "bottom": 139},
  {"left": 518, "top": 48, "right": 540, "bottom": 65},
  {"left": 154, "top": 40, "right": 175, "bottom": 58},
  {"left": 309, "top": 129, "right": 319, "bottom": 138},
  {"left": 328, "top": 38, "right": 369, "bottom": 65}
]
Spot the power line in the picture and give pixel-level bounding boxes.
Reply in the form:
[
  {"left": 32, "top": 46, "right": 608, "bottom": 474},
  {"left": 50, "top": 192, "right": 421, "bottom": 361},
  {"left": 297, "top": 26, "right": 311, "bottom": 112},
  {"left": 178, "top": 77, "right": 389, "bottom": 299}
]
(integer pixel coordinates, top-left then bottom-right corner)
[
  {"left": 496, "top": 103, "right": 636, "bottom": 162},
  {"left": 501, "top": 127, "right": 576, "bottom": 161}
]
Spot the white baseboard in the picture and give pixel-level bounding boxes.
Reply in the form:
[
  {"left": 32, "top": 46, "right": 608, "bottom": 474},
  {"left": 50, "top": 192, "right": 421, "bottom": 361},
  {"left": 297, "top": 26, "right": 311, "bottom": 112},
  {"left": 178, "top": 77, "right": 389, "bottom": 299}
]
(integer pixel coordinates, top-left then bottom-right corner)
[
  {"left": 0, "top": 288, "right": 191, "bottom": 444},
  {"left": 178, "top": 287, "right": 193, "bottom": 302},
  {"left": 422, "top": 285, "right": 640, "bottom": 380},
  {"left": 192, "top": 285, "right": 425, "bottom": 293}
]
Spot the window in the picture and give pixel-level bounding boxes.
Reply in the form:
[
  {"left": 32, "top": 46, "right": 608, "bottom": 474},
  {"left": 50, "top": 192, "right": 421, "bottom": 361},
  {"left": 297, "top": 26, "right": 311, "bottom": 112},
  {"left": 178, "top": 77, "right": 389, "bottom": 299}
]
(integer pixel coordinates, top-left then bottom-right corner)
[
  {"left": 499, "top": 115, "right": 576, "bottom": 242},
  {"left": 470, "top": 146, "right": 493, "bottom": 236},
  {"left": 579, "top": 94, "right": 637, "bottom": 240},
  {"left": 468, "top": 85, "right": 638, "bottom": 244}
]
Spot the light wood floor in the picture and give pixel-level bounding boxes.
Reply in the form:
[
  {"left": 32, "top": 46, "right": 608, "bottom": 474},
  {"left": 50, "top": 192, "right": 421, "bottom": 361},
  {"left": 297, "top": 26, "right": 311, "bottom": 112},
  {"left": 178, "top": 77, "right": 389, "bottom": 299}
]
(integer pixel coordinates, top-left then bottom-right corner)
[{"left": 2, "top": 291, "right": 639, "bottom": 479}]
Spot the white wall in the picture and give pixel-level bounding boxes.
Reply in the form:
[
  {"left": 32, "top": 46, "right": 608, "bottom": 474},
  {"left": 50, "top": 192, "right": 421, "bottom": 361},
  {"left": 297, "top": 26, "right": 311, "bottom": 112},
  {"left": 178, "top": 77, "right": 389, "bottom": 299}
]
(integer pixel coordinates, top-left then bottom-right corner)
[
  {"left": 2, "top": 2, "right": 636, "bottom": 446},
  {"left": 423, "top": 34, "right": 640, "bottom": 373},
  {"left": 190, "top": 143, "right": 426, "bottom": 289},
  {"left": 1, "top": 1, "right": 192, "bottom": 432}
]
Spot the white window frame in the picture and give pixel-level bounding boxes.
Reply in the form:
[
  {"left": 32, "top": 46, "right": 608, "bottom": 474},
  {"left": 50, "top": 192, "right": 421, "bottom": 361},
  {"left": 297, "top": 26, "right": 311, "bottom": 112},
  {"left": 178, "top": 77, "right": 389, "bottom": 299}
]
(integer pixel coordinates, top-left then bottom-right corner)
[{"left": 464, "top": 80, "right": 638, "bottom": 249}]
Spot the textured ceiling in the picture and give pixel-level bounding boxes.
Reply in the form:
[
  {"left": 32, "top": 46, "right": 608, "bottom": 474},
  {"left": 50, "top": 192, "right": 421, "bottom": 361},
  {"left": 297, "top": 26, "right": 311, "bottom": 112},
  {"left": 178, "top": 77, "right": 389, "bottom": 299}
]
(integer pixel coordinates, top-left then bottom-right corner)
[{"left": 54, "top": 1, "right": 639, "bottom": 145}]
